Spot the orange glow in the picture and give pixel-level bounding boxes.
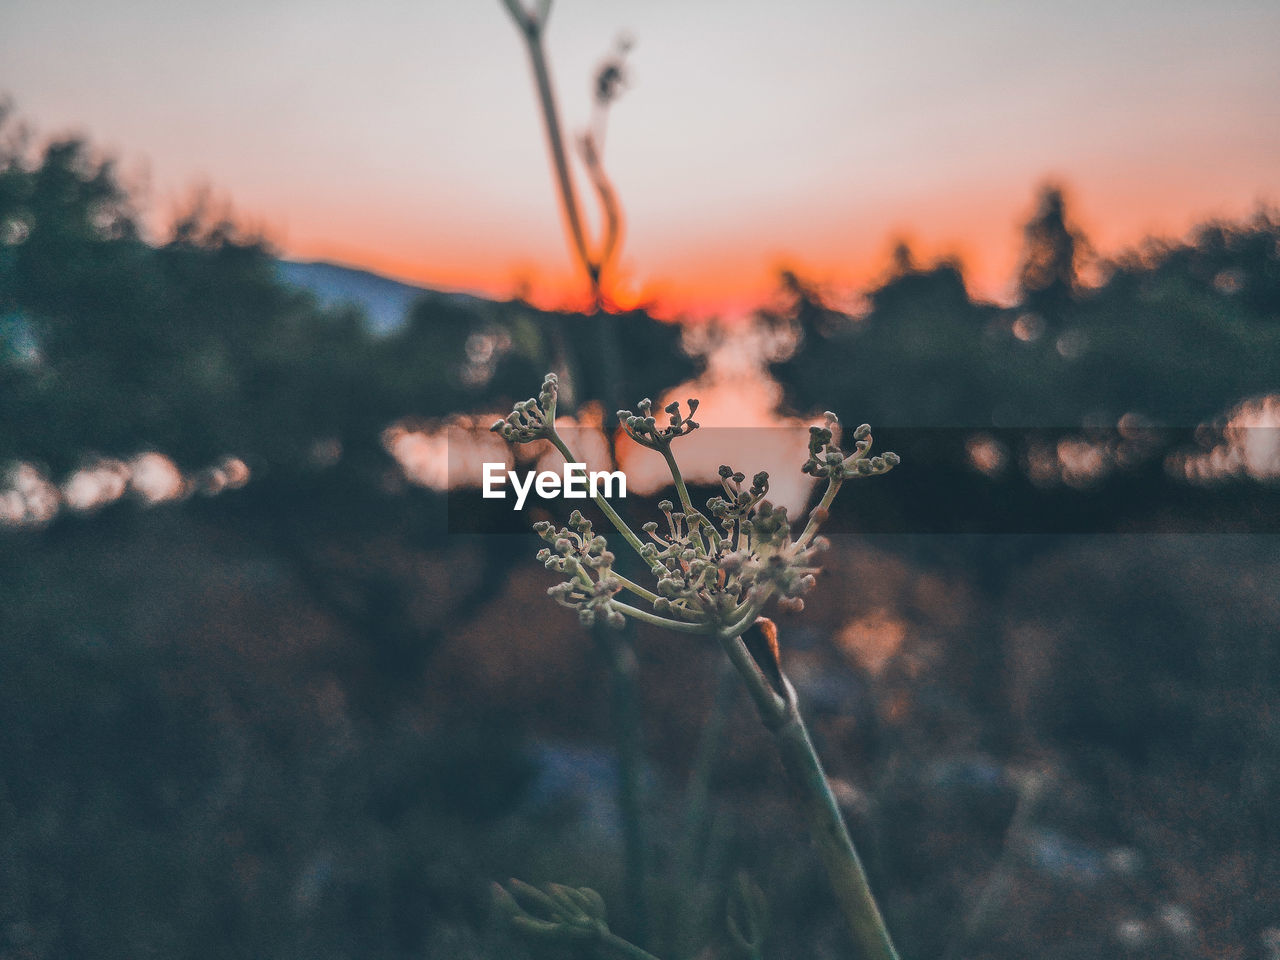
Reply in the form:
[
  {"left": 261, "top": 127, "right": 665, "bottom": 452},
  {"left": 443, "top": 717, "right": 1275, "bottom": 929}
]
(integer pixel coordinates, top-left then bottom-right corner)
[
  {"left": 271, "top": 173, "right": 1272, "bottom": 321},
  {"left": 6, "top": 0, "right": 1273, "bottom": 322},
  {"left": 836, "top": 608, "right": 909, "bottom": 678}
]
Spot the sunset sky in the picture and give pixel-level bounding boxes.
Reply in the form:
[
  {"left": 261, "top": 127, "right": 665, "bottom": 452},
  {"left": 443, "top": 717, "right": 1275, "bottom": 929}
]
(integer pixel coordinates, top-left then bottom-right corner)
[{"left": 2, "top": 0, "right": 1277, "bottom": 316}]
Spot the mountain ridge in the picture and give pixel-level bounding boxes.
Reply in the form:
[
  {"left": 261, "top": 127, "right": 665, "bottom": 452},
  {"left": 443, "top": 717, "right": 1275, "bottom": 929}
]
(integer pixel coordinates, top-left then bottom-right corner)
[{"left": 276, "top": 259, "right": 486, "bottom": 335}]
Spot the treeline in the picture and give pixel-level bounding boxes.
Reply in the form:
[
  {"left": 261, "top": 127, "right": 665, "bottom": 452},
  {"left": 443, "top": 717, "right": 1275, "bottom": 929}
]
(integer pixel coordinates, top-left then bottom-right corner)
[
  {"left": 4, "top": 109, "right": 1278, "bottom": 498},
  {"left": 2, "top": 109, "right": 1278, "bottom": 960},
  {"left": 766, "top": 185, "right": 1280, "bottom": 429},
  {"left": 0, "top": 110, "right": 694, "bottom": 489}
]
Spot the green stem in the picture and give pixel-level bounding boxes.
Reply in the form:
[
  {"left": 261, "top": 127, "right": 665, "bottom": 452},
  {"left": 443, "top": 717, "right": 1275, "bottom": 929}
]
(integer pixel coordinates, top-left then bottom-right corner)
[
  {"left": 660, "top": 447, "right": 695, "bottom": 515},
  {"left": 796, "top": 477, "right": 841, "bottom": 548},
  {"left": 675, "top": 657, "right": 738, "bottom": 955},
  {"left": 718, "top": 599, "right": 772, "bottom": 644},
  {"left": 660, "top": 446, "right": 713, "bottom": 552},
  {"left": 501, "top": 0, "right": 603, "bottom": 301},
  {"left": 548, "top": 431, "right": 648, "bottom": 559},
  {"left": 595, "top": 620, "right": 652, "bottom": 951},
  {"left": 716, "top": 632, "right": 785, "bottom": 724},
  {"left": 942, "top": 772, "right": 1044, "bottom": 960},
  {"left": 774, "top": 694, "right": 900, "bottom": 960},
  {"left": 611, "top": 571, "right": 661, "bottom": 605},
  {"left": 613, "top": 600, "right": 709, "bottom": 635},
  {"left": 721, "top": 628, "right": 901, "bottom": 960},
  {"left": 568, "top": 558, "right": 596, "bottom": 589}
]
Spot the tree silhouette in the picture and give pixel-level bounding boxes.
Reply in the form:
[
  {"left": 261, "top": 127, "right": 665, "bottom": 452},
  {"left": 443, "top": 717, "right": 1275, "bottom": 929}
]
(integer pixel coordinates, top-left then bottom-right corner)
[{"left": 1016, "top": 184, "right": 1086, "bottom": 327}]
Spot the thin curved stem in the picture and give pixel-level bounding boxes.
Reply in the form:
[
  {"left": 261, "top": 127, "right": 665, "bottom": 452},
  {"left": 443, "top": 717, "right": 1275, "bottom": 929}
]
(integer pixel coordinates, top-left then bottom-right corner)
[
  {"left": 501, "top": 0, "right": 617, "bottom": 305},
  {"left": 716, "top": 632, "right": 785, "bottom": 724},
  {"left": 611, "top": 571, "right": 661, "bottom": 606},
  {"left": 717, "top": 597, "right": 773, "bottom": 643},
  {"left": 720, "top": 623, "right": 902, "bottom": 960},
  {"left": 594, "top": 618, "right": 652, "bottom": 950},
  {"left": 499, "top": 0, "right": 534, "bottom": 31},
  {"left": 614, "top": 599, "right": 711, "bottom": 635},
  {"left": 547, "top": 431, "right": 648, "bottom": 559},
  {"left": 657, "top": 445, "right": 718, "bottom": 555},
  {"left": 770, "top": 693, "right": 900, "bottom": 960},
  {"left": 578, "top": 132, "right": 623, "bottom": 306},
  {"left": 659, "top": 446, "right": 703, "bottom": 523},
  {"left": 796, "top": 477, "right": 840, "bottom": 548}
]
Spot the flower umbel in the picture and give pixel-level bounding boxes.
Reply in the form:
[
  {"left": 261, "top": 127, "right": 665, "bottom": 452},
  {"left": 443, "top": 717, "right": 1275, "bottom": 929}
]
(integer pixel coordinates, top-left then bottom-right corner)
[
  {"left": 535, "top": 511, "right": 627, "bottom": 629},
  {"left": 616, "top": 397, "right": 700, "bottom": 449},
  {"left": 492, "top": 373, "right": 906, "bottom": 960},
  {"left": 491, "top": 373, "right": 899, "bottom": 638},
  {"left": 490, "top": 372, "right": 559, "bottom": 443},
  {"left": 803, "top": 411, "right": 901, "bottom": 481}
]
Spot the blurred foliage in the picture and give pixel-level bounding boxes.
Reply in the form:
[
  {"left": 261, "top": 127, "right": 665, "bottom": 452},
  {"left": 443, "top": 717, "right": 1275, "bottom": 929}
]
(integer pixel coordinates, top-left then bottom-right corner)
[
  {"left": 0, "top": 111, "right": 696, "bottom": 723},
  {"left": 767, "top": 185, "right": 1280, "bottom": 428},
  {"left": 0, "top": 114, "right": 695, "bottom": 481},
  {"left": 2, "top": 110, "right": 1279, "bottom": 960}
]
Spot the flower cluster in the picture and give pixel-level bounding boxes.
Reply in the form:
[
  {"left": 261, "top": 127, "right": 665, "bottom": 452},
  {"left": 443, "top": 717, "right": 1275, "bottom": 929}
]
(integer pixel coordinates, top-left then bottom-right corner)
[
  {"left": 633, "top": 477, "right": 819, "bottom": 622},
  {"left": 534, "top": 511, "right": 625, "bottom": 628},
  {"left": 803, "top": 412, "right": 900, "bottom": 481},
  {"left": 617, "top": 396, "right": 700, "bottom": 448},
  {"left": 490, "top": 372, "right": 559, "bottom": 443},
  {"left": 491, "top": 374, "right": 899, "bottom": 639}
]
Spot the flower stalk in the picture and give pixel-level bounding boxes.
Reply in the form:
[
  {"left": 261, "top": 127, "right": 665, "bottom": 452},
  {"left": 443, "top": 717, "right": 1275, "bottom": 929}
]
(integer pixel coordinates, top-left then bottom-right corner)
[
  {"left": 499, "top": 0, "right": 624, "bottom": 308},
  {"left": 492, "top": 373, "right": 903, "bottom": 958}
]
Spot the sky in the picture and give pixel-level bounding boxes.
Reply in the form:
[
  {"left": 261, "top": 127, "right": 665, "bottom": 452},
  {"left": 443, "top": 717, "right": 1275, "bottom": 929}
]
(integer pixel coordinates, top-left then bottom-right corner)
[{"left": 2, "top": 0, "right": 1278, "bottom": 317}]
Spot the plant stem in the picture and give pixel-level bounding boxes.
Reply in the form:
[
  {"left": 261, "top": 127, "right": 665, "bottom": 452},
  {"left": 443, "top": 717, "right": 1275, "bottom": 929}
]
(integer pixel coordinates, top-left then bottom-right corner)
[
  {"left": 675, "top": 656, "right": 738, "bottom": 955},
  {"left": 721, "top": 627, "right": 901, "bottom": 960},
  {"left": 718, "top": 632, "right": 786, "bottom": 726},
  {"left": 612, "top": 600, "right": 708, "bottom": 635},
  {"left": 659, "top": 445, "right": 716, "bottom": 553},
  {"left": 595, "top": 620, "right": 652, "bottom": 950},
  {"left": 500, "top": 0, "right": 606, "bottom": 304},
  {"left": 796, "top": 477, "right": 840, "bottom": 548},
  {"left": 719, "top": 601, "right": 771, "bottom": 645},
  {"left": 660, "top": 447, "right": 711, "bottom": 527},
  {"left": 772, "top": 692, "right": 901, "bottom": 960},
  {"left": 548, "top": 432, "right": 648, "bottom": 559},
  {"left": 540, "top": 401, "right": 659, "bottom": 952},
  {"left": 611, "top": 571, "right": 662, "bottom": 606}
]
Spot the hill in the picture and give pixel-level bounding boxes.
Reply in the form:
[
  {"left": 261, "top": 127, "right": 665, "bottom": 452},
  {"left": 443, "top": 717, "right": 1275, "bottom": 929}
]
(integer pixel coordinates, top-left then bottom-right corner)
[{"left": 276, "top": 259, "right": 483, "bottom": 335}]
